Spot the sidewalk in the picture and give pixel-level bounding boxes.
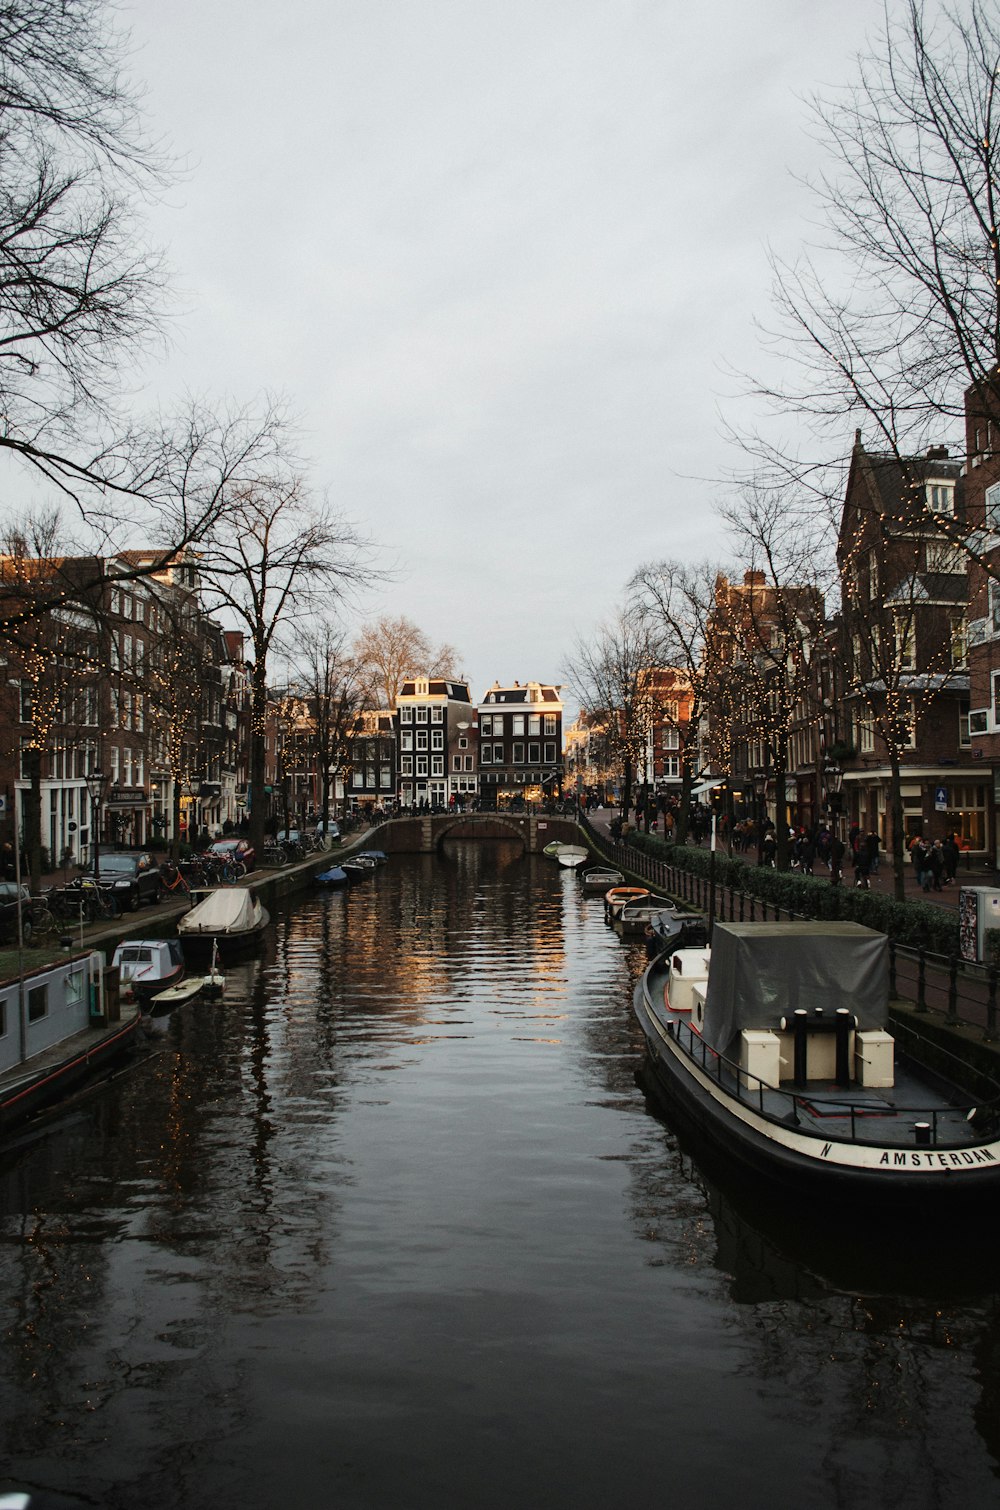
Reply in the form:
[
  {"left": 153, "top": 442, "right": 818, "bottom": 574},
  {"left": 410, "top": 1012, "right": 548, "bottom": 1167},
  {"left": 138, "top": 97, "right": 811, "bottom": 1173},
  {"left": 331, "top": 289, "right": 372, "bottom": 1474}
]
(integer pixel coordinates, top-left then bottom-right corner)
[{"left": 581, "top": 809, "right": 994, "bottom": 914}]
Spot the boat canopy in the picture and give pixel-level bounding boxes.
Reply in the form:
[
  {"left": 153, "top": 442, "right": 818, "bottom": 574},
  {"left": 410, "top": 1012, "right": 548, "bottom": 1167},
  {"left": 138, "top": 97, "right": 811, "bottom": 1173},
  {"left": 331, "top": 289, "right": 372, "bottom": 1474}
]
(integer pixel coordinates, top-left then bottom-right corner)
[
  {"left": 179, "top": 888, "right": 261, "bottom": 935},
  {"left": 702, "top": 922, "right": 888, "bottom": 1055}
]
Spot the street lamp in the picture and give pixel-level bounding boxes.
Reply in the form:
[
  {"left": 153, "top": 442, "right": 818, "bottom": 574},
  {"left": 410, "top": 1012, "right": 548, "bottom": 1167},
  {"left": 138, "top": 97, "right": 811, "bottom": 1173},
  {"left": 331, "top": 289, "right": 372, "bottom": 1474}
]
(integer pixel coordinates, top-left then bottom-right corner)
[
  {"left": 823, "top": 761, "right": 844, "bottom": 833},
  {"left": 84, "top": 767, "right": 109, "bottom": 884}
]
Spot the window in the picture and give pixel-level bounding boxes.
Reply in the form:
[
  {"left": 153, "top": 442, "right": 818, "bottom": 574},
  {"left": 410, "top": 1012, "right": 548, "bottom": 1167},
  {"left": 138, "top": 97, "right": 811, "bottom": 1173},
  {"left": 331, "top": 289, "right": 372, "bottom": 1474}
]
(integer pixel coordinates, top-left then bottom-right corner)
[
  {"left": 992, "top": 670, "right": 1000, "bottom": 729},
  {"left": 453, "top": 755, "right": 461, "bottom": 771},
  {"left": 528, "top": 742, "right": 540, "bottom": 762},
  {"left": 512, "top": 715, "right": 525, "bottom": 736},
  {"left": 400, "top": 706, "right": 412, "bottom": 724},
  {"left": 926, "top": 539, "right": 964, "bottom": 573},
  {"left": 528, "top": 715, "right": 541, "bottom": 736},
  {"left": 401, "top": 756, "right": 413, "bottom": 775},
  {"left": 27, "top": 983, "right": 48, "bottom": 1023},
  {"left": 431, "top": 730, "right": 443, "bottom": 750},
  {"left": 663, "top": 755, "right": 680, "bottom": 778},
  {"left": 951, "top": 616, "right": 968, "bottom": 667},
  {"left": 858, "top": 715, "right": 875, "bottom": 753},
  {"left": 662, "top": 726, "right": 680, "bottom": 750},
  {"left": 458, "top": 736, "right": 468, "bottom": 749},
  {"left": 379, "top": 765, "right": 392, "bottom": 788},
  {"left": 416, "top": 706, "right": 428, "bottom": 723},
  {"left": 926, "top": 482, "right": 955, "bottom": 512},
  {"left": 400, "top": 731, "right": 412, "bottom": 751},
  {"left": 544, "top": 742, "right": 556, "bottom": 763},
  {"left": 464, "top": 756, "right": 473, "bottom": 771},
  {"left": 431, "top": 707, "right": 443, "bottom": 722},
  {"left": 492, "top": 744, "right": 504, "bottom": 763},
  {"left": 960, "top": 702, "right": 972, "bottom": 748},
  {"left": 987, "top": 482, "right": 1000, "bottom": 530},
  {"left": 544, "top": 714, "right": 557, "bottom": 736},
  {"left": 512, "top": 742, "right": 524, "bottom": 763},
  {"left": 431, "top": 756, "right": 443, "bottom": 776},
  {"left": 416, "top": 756, "right": 428, "bottom": 776},
  {"left": 480, "top": 715, "right": 493, "bottom": 737},
  {"left": 416, "top": 730, "right": 428, "bottom": 750},
  {"left": 894, "top": 615, "right": 916, "bottom": 669}
]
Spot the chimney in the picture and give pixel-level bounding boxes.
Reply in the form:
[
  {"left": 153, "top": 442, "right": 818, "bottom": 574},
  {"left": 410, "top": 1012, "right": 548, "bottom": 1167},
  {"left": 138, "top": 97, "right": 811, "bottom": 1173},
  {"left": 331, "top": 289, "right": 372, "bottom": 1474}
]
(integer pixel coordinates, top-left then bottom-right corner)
[{"left": 926, "top": 446, "right": 950, "bottom": 460}]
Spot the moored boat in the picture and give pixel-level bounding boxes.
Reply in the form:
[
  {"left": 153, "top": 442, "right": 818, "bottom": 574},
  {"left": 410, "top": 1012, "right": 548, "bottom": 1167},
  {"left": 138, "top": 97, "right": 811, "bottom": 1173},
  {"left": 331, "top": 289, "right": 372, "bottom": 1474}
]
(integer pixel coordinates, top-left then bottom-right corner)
[
  {"left": 604, "top": 885, "right": 649, "bottom": 923},
  {"left": 580, "top": 867, "right": 625, "bottom": 895},
  {"left": 633, "top": 920, "right": 1000, "bottom": 1205},
  {"left": 340, "top": 856, "right": 378, "bottom": 883},
  {"left": 177, "top": 887, "right": 268, "bottom": 955},
  {"left": 614, "top": 895, "right": 684, "bottom": 935},
  {"left": 314, "top": 865, "right": 349, "bottom": 888},
  {"left": 556, "top": 845, "right": 589, "bottom": 868},
  {"left": 112, "top": 939, "right": 185, "bottom": 1004},
  {"left": 149, "top": 977, "right": 204, "bottom": 1011},
  {"left": 0, "top": 952, "right": 141, "bottom": 1131}
]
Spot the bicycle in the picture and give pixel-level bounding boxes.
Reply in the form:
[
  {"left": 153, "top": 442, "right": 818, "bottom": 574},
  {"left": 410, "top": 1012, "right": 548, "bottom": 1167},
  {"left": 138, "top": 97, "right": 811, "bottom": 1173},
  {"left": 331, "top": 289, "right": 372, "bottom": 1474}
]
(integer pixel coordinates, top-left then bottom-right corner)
[{"left": 261, "top": 844, "right": 285, "bottom": 867}]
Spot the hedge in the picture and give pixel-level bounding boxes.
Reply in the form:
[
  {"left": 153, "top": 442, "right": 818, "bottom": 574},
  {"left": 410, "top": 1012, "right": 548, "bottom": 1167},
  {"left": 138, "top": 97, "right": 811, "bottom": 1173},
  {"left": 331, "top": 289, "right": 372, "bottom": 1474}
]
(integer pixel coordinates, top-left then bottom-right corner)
[{"left": 622, "top": 829, "right": 961, "bottom": 958}]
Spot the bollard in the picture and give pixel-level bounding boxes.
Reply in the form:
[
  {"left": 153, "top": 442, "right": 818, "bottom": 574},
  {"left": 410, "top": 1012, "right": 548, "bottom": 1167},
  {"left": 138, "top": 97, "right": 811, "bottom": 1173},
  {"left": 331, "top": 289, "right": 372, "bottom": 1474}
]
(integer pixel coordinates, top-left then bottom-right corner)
[
  {"left": 946, "top": 956, "right": 959, "bottom": 1026},
  {"left": 917, "top": 948, "right": 927, "bottom": 1013},
  {"left": 914, "top": 1121, "right": 931, "bottom": 1146}
]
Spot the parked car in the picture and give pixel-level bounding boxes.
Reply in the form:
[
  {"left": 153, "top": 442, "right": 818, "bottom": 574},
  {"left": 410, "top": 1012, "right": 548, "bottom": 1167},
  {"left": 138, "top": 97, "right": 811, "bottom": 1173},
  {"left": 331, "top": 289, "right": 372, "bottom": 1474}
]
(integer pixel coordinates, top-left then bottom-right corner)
[
  {"left": 313, "top": 820, "right": 340, "bottom": 842},
  {"left": 79, "top": 851, "right": 162, "bottom": 910},
  {"left": 275, "top": 829, "right": 301, "bottom": 845},
  {"left": 0, "top": 881, "right": 42, "bottom": 944},
  {"left": 206, "top": 838, "right": 256, "bottom": 871}
]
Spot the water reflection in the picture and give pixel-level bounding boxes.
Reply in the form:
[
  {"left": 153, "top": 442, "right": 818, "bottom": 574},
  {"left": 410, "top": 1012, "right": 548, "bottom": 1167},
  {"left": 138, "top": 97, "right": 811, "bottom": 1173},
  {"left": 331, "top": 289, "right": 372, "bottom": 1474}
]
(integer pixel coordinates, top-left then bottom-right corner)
[{"left": 0, "top": 842, "right": 997, "bottom": 1508}]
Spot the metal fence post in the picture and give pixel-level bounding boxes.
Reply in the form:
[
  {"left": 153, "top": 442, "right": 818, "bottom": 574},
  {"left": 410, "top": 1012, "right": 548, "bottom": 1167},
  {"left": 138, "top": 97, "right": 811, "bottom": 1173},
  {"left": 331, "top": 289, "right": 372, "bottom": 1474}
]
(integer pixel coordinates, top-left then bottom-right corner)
[
  {"left": 986, "top": 966, "right": 998, "bottom": 1044},
  {"left": 917, "top": 949, "right": 927, "bottom": 1013},
  {"left": 888, "top": 939, "right": 897, "bottom": 1000},
  {"left": 946, "top": 956, "right": 959, "bottom": 1026}
]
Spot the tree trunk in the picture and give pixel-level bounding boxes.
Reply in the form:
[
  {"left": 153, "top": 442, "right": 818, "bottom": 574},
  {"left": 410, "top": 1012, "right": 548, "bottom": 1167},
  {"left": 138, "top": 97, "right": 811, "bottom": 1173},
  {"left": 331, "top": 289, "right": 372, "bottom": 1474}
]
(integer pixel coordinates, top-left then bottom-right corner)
[
  {"left": 887, "top": 745, "right": 906, "bottom": 903},
  {"left": 24, "top": 748, "right": 42, "bottom": 893},
  {"left": 171, "top": 780, "right": 183, "bottom": 861},
  {"left": 621, "top": 756, "right": 634, "bottom": 821},
  {"left": 676, "top": 752, "right": 694, "bottom": 844},
  {"left": 772, "top": 740, "right": 790, "bottom": 871}
]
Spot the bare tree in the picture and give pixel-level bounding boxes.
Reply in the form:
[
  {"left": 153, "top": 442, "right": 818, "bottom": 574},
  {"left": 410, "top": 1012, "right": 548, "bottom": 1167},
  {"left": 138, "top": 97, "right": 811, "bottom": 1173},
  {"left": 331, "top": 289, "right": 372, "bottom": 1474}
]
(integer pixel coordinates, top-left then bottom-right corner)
[
  {"left": 564, "top": 610, "right": 661, "bottom": 823},
  {"left": 197, "top": 481, "right": 373, "bottom": 855},
  {"left": 630, "top": 559, "right": 722, "bottom": 844},
  {"left": 0, "top": 0, "right": 170, "bottom": 505},
  {"left": 740, "top": 0, "right": 1000, "bottom": 569},
  {"left": 286, "top": 620, "right": 371, "bottom": 830},
  {"left": 714, "top": 489, "right": 827, "bottom": 871},
  {"left": 353, "top": 615, "right": 460, "bottom": 709}
]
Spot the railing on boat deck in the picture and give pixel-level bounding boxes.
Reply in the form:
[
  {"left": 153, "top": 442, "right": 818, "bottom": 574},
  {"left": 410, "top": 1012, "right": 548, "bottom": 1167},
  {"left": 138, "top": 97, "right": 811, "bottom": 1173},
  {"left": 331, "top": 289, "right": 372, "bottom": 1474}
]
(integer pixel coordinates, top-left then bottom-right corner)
[
  {"left": 576, "top": 814, "right": 1000, "bottom": 1046},
  {"left": 645, "top": 976, "right": 1000, "bottom": 1149}
]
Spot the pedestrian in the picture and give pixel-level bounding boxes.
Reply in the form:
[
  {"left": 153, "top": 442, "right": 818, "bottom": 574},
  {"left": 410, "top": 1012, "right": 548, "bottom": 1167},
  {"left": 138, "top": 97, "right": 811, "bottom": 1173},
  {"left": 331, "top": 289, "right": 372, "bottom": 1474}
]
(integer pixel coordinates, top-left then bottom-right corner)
[
  {"left": 866, "top": 829, "right": 880, "bottom": 877},
  {"left": 928, "top": 840, "right": 944, "bottom": 892},
  {"left": 853, "top": 845, "right": 870, "bottom": 889},
  {"left": 943, "top": 832, "right": 960, "bottom": 885},
  {"left": 643, "top": 923, "right": 660, "bottom": 962},
  {"left": 829, "top": 833, "right": 845, "bottom": 886},
  {"left": 762, "top": 827, "right": 776, "bottom": 868}
]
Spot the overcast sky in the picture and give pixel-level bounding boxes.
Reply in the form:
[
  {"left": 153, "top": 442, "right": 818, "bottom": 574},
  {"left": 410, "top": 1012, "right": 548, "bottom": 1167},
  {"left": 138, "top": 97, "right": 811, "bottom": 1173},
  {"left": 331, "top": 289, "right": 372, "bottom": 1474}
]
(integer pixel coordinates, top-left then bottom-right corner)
[{"left": 121, "top": 0, "right": 883, "bottom": 706}]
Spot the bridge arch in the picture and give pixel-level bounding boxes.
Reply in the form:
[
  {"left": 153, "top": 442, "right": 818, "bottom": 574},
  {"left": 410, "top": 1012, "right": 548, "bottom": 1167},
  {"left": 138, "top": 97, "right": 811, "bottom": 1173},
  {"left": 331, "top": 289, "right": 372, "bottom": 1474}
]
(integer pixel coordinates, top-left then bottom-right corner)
[{"left": 433, "top": 813, "right": 530, "bottom": 853}]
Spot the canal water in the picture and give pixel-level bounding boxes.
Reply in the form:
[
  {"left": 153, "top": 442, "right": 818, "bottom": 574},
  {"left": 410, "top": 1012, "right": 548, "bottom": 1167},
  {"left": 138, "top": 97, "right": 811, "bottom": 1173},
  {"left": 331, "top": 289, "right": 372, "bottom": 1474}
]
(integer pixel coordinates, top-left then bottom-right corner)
[{"left": 0, "top": 841, "right": 999, "bottom": 1509}]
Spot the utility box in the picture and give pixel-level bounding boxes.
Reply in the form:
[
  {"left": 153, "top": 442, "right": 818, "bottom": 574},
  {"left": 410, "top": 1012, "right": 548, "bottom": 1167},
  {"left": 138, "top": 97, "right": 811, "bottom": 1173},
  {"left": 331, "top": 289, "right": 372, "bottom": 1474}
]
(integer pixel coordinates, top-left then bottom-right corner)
[
  {"left": 959, "top": 887, "right": 1000, "bottom": 964},
  {"left": 855, "top": 1030, "right": 895, "bottom": 1089},
  {"left": 740, "top": 1029, "right": 781, "bottom": 1091}
]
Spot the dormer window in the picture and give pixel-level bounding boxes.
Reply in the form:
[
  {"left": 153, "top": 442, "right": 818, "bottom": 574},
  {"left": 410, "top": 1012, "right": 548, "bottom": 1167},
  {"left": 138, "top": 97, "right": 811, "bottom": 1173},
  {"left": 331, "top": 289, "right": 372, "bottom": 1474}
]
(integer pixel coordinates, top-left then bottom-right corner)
[{"left": 926, "top": 481, "right": 954, "bottom": 513}]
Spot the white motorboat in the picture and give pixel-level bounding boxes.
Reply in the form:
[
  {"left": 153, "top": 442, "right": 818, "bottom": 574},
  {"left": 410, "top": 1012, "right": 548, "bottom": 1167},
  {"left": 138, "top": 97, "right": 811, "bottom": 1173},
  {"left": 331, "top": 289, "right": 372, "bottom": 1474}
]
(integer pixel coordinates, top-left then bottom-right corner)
[{"left": 112, "top": 939, "right": 185, "bottom": 1004}]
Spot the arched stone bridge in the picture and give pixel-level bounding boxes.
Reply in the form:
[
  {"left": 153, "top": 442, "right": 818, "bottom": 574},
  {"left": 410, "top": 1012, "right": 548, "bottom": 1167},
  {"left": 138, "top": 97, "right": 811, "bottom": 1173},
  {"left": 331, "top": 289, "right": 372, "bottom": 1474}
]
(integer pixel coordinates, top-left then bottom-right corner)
[{"left": 369, "top": 812, "right": 585, "bottom": 856}]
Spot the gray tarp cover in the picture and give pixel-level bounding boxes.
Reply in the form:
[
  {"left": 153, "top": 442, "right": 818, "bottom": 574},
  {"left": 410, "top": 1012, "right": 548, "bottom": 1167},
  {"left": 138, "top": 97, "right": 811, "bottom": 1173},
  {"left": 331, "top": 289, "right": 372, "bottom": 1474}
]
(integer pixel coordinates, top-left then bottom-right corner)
[{"left": 702, "top": 922, "right": 889, "bottom": 1055}]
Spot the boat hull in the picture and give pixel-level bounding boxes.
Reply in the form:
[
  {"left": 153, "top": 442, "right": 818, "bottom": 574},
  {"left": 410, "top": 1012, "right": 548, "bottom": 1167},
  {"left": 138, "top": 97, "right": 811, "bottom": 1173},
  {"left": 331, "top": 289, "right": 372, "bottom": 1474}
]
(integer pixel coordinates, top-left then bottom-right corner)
[
  {"left": 0, "top": 1006, "right": 141, "bottom": 1132},
  {"left": 633, "top": 965, "right": 1000, "bottom": 1206}
]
